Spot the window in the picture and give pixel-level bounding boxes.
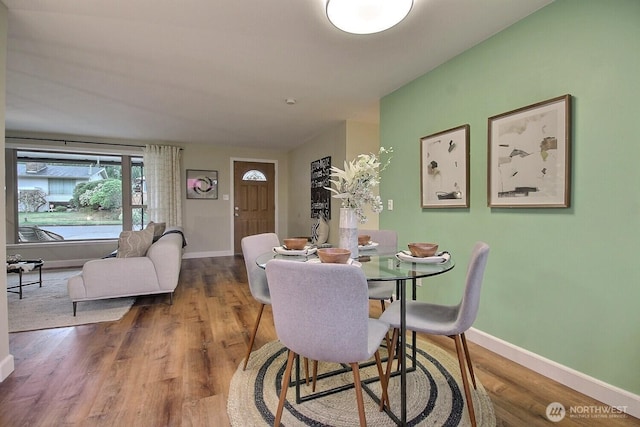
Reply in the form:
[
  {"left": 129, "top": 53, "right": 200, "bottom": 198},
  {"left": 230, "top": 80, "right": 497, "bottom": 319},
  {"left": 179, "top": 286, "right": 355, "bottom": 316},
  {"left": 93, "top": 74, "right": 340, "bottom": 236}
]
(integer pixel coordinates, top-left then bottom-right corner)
[
  {"left": 12, "top": 149, "right": 144, "bottom": 242},
  {"left": 130, "top": 160, "right": 146, "bottom": 231},
  {"left": 48, "top": 179, "right": 77, "bottom": 196}
]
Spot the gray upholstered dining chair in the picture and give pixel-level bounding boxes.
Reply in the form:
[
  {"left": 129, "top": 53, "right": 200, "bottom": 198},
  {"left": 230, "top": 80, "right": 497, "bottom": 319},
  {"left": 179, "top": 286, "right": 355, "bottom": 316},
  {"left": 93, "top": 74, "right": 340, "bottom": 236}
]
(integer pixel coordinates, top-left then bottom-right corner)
[
  {"left": 362, "top": 229, "right": 397, "bottom": 310},
  {"left": 265, "top": 259, "right": 390, "bottom": 427},
  {"left": 240, "top": 232, "right": 280, "bottom": 370},
  {"left": 379, "top": 241, "right": 490, "bottom": 427}
]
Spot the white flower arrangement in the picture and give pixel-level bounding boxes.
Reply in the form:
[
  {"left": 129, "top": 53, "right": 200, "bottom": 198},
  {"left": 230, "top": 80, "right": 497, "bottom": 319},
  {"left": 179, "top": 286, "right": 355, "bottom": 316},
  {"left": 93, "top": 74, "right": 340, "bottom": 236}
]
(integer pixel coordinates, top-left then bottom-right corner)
[{"left": 326, "top": 147, "right": 392, "bottom": 223}]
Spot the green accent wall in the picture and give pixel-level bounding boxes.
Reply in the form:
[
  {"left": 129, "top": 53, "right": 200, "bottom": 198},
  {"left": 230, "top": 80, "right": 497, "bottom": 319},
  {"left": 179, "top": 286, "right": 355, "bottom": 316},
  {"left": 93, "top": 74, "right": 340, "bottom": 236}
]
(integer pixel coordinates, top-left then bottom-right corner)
[{"left": 380, "top": 0, "right": 640, "bottom": 394}]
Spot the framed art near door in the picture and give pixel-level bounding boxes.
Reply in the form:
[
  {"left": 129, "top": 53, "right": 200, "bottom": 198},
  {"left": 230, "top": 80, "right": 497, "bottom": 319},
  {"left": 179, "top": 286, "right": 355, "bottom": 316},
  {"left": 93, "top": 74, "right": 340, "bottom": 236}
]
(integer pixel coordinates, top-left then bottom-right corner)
[
  {"left": 186, "top": 169, "right": 218, "bottom": 199},
  {"left": 488, "top": 94, "right": 571, "bottom": 208},
  {"left": 420, "top": 124, "right": 470, "bottom": 208}
]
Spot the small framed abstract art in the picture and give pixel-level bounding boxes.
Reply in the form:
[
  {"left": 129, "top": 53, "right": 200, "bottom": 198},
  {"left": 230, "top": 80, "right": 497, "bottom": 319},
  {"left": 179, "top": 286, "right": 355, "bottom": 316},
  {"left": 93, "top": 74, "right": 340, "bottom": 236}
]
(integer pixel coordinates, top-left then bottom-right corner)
[
  {"left": 487, "top": 94, "right": 571, "bottom": 208},
  {"left": 420, "top": 124, "right": 470, "bottom": 208},
  {"left": 186, "top": 169, "right": 218, "bottom": 199}
]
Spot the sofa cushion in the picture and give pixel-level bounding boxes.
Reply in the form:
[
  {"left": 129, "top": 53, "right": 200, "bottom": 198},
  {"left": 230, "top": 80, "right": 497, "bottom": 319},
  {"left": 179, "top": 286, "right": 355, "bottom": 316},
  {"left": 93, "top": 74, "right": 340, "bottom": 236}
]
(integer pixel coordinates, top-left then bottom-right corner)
[
  {"left": 147, "top": 221, "right": 166, "bottom": 242},
  {"left": 116, "top": 227, "right": 154, "bottom": 258}
]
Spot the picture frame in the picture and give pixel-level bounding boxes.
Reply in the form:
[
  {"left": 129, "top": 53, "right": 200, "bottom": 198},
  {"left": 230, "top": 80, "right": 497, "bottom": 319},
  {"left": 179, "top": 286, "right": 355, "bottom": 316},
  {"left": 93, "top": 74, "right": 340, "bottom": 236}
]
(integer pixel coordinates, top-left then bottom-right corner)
[
  {"left": 487, "top": 94, "right": 571, "bottom": 208},
  {"left": 310, "top": 156, "right": 331, "bottom": 220},
  {"left": 186, "top": 169, "right": 218, "bottom": 199},
  {"left": 420, "top": 124, "right": 470, "bottom": 208}
]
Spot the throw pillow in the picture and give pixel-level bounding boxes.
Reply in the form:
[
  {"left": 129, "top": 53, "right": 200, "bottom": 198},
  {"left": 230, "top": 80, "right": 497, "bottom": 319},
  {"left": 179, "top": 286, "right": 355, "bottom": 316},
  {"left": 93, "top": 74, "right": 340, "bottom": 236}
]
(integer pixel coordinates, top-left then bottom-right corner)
[
  {"left": 147, "top": 221, "right": 167, "bottom": 242},
  {"left": 116, "top": 226, "right": 154, "bottom": 258}
]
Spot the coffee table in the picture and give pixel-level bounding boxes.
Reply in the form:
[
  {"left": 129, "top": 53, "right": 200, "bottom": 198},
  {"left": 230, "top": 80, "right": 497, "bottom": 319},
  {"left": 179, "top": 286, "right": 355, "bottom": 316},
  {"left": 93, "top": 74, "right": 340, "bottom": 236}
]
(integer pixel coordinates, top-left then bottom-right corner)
[{"left": 7, "top": 259, "right": 44, "bottom": 299}]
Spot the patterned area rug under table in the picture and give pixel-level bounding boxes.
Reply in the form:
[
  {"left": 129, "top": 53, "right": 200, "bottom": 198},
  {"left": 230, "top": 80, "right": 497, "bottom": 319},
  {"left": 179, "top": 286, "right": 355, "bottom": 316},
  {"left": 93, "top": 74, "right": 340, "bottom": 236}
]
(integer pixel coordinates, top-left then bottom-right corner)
[{"left": 228, "top": 339, "right": 496, "bottom": 426}]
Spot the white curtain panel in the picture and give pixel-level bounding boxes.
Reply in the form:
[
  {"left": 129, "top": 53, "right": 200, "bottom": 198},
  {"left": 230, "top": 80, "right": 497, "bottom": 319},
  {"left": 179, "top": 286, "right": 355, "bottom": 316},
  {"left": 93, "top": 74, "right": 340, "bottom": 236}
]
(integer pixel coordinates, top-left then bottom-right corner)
[{"left": 143, "top": 145, "right": 182, "bottom": 226}]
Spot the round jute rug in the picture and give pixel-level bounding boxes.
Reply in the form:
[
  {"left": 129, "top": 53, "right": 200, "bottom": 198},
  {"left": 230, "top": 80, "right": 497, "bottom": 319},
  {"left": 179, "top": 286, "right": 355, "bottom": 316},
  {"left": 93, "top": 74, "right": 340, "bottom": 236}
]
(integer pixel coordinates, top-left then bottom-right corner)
[{"left": 228, "top": 340, "right": 496, "bottom": 426}]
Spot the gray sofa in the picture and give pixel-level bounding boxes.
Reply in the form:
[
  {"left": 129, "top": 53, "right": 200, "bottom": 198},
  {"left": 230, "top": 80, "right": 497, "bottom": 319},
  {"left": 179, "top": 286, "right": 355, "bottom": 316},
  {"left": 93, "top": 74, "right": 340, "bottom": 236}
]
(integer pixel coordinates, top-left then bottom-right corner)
[{"left": 67, "top": 227, "right": 185, "bottom": 316}]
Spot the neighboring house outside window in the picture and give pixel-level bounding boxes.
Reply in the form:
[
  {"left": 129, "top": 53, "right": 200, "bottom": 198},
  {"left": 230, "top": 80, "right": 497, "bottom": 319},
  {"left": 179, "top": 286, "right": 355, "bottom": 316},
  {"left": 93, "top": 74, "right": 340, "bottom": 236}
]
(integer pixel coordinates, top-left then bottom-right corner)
[{"left": 18, "top": 163, "right": 108, "bottom": 212}]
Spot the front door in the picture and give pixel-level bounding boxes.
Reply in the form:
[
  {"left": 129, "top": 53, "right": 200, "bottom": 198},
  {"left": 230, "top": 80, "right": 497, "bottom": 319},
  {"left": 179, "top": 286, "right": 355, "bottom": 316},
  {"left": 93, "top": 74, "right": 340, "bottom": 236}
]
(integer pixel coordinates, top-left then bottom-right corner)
[{"left": 233, "top": 161, "right": 276, "bottom": 254}]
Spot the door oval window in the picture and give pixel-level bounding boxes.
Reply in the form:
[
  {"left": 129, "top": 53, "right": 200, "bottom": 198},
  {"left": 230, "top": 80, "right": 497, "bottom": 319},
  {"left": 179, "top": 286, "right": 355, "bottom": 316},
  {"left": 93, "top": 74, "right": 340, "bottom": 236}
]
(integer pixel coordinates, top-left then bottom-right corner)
[{"left": 242, "top": 170, "right": 267, "bottom": 181}]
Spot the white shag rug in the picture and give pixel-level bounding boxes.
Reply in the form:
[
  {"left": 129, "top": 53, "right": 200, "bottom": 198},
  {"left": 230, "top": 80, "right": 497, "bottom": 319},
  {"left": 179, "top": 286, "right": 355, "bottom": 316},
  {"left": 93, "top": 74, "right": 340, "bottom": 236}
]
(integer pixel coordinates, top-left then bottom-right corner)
[{"left": 6, "top": 268, "right": 134, "bottom": 333}]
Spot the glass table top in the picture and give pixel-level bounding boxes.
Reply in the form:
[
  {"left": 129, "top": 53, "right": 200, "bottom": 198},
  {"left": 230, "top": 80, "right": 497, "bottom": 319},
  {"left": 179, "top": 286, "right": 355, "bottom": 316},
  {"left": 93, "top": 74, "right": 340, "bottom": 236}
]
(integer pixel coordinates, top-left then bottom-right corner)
[{"left": 255, "top": 247, "right": 455, "bottom": 281}]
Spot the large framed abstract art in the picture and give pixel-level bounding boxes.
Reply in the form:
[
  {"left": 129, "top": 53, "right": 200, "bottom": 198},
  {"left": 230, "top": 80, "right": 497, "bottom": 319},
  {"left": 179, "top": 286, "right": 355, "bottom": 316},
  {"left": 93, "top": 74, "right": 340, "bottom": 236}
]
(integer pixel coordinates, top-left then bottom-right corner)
[{"left": 488, "top": 94, "right": 571, "bottom": 208}]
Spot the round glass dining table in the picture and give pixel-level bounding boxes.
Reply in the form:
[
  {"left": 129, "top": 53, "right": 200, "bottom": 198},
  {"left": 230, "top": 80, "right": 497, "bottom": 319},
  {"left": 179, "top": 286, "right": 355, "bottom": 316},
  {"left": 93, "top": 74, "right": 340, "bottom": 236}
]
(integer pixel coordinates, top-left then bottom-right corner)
[{"left": 255, "top": 247, "right": 455, "bottom": 425}]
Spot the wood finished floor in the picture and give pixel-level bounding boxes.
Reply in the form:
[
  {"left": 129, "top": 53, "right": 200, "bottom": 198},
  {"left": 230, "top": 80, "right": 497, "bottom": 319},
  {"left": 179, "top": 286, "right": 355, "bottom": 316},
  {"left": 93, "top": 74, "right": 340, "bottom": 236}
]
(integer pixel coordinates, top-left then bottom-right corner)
[{"left": 0, "top": 256, "right": 638, "bottom": 426}]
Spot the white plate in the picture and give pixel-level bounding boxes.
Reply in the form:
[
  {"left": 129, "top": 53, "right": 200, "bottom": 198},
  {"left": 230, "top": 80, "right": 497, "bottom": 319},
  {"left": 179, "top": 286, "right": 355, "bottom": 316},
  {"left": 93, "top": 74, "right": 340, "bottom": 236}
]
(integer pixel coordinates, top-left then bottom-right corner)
[
  {"left": 395, "top": 251, "right": 450, "bottom": 264},
  {"left": 358, "top": 241, "right": 379, "bottom": 250},
  {"left": 305, "top": 258, "right": 362, "bottom": 267},
  {"left": 273, "top": 246, "right": 318, "bottom": 256}
]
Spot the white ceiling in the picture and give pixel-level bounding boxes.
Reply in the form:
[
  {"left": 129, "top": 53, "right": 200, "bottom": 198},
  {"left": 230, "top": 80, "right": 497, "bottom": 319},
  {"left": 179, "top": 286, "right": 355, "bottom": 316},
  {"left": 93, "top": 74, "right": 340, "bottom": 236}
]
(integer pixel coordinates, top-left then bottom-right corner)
[{"left": 3, "top": 0, "right": 553, "bottom": 149}]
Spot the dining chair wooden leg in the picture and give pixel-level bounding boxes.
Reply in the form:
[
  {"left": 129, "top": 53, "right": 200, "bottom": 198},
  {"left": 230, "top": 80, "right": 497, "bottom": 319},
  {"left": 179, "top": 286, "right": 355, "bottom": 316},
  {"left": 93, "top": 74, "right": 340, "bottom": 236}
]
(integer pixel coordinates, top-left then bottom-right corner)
[
  {"left": 312, "top": 360, "right": 319, "bottom": 392},
  {"left": 275, "top": 350, "right": 296, "bottom": 427},
  {"left": 379, "top": 301, "right": 392, "bottom": 352},
  {"left": 461, "top": 332, "right": 477, "bottom": 389},
  {"left": 350, "top": 363, "right": 367, "bottom": 427},
  {"left": 381, "top": 328, "right": 399, "bottom": 411},
  {"left": 453, "top": 334, "right": 477, "bottom": 427},
  {"left": 374, "top": 350, "right": 390, "bottom": 411},
  {"left": 243, "top": 303, "right": 265, "bottom": 370},
  {"left": 384, "top": 332, "right": 391, "bottom": 362}
]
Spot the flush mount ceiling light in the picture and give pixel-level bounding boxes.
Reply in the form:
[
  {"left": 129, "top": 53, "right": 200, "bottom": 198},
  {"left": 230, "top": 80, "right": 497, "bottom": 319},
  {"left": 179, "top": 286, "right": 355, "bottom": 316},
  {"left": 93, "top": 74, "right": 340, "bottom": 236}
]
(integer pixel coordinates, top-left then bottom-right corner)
[{"left": 326, "top": 0, "right": 413, "bottom": 35}]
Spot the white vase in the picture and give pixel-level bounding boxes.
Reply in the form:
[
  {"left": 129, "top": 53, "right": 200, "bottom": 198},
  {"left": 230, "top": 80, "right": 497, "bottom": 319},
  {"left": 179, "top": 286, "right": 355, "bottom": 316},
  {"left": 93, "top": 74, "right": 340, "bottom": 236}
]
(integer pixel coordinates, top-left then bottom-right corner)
[{"left": 339, "top": 207, "right": 359, "bottom": 258}]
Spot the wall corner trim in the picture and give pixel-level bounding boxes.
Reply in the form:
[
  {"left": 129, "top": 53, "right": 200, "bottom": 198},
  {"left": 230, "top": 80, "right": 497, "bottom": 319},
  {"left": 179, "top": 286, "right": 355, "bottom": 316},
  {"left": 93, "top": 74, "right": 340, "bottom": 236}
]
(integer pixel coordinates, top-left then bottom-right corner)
[
  {"left": 466, "top": 328, "right": 640, "bottom": 419},
  {"left": 0, "top": 354, "right": 15, "bottom": 382}
]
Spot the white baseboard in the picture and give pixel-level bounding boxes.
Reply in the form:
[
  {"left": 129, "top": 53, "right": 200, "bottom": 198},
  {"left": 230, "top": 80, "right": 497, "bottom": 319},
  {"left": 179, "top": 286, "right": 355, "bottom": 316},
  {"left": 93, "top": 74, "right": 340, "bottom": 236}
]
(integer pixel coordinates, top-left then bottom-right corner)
[
  {"left": 183, "top": 250, "right": 234, "bottom": 259},
  {"left": 466, "top": 328, "right": 640, "bottom": 419},
  {"left": 0, "top": 354, "right": 15, "bottom": 382},
  {"left": 42, "top": 259, "right": 87, "bottom": 269}
]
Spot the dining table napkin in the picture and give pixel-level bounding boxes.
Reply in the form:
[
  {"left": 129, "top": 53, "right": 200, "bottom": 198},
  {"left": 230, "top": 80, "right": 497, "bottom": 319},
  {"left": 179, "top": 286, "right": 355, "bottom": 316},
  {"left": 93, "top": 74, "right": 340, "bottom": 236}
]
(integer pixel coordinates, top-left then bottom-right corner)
[
  {"left": 272, "top": 246, "right": 318, "bottom": 256},
  {"left": 395, "top": 250, "right": 451, "bottom": 264}
]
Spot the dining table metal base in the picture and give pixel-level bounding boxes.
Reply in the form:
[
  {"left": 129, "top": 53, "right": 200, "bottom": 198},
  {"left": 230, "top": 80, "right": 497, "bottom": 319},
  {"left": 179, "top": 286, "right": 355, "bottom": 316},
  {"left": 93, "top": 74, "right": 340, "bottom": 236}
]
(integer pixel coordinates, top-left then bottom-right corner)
[{"left": 288, "top": 331, "right": 418, "bottom": 427}]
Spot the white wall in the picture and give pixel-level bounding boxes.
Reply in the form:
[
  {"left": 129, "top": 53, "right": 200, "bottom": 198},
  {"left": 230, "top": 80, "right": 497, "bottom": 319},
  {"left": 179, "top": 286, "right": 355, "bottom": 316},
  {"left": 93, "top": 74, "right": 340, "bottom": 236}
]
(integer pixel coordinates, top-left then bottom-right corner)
[
  {"left": 180, "top": 141, "right": 289, "bottom": 257},
  {"left": 346, "top": 120, "right": 380, "bottom": 230},
  {"left": 287, "top": 120, "right": 380, "bottom": 244},
  {"left": 0, "top": 1, "right": 15, "bottom": 382}
]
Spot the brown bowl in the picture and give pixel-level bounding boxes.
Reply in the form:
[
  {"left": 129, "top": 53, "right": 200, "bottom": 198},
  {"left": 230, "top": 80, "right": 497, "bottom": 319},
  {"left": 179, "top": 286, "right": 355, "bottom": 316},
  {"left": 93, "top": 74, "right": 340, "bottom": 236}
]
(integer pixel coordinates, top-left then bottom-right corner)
[
  {"left": 358, "top": 234, "right": 371, "bottom": 246},
  {"left": 408, "top": 243, "right": 439, "bottom": 257},
  {"left": 283, "top": 238, "right": 307, "bottom": 250},
  {"left": 317, "top": 248, "right": 351, "bottom": 264}
]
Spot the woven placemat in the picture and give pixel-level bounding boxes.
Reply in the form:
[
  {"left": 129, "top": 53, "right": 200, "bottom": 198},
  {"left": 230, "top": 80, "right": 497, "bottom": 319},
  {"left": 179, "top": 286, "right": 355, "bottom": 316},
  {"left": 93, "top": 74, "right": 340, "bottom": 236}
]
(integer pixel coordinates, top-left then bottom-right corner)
[{"left": 228, "top": 339, "right": 496, "bottom": 426}]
